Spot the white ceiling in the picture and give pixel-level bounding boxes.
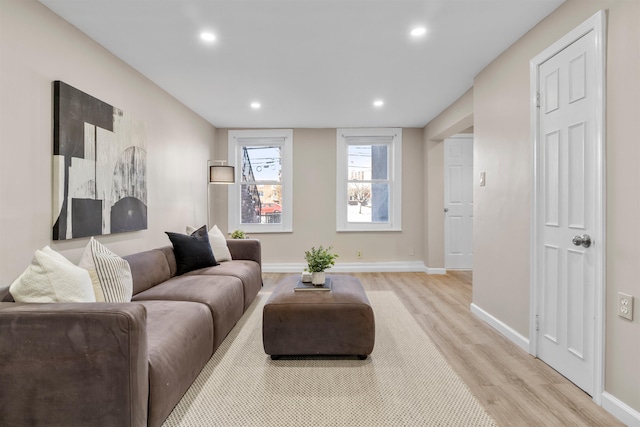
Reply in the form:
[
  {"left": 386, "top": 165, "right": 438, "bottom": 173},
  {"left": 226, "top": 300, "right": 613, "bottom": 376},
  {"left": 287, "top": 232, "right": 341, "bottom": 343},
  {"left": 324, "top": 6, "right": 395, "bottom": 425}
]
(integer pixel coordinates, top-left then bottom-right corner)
[{"left": 39, "top": 0, "right": 564, "bottom": 129}]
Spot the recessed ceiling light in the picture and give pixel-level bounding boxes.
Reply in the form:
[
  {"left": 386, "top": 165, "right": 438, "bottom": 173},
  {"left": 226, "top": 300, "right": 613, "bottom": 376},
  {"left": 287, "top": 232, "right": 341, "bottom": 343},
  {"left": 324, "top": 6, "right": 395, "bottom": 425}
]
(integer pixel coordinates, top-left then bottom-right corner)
[
  {"left": 251, "top": 102, "right": 261, "bottom": 109},
  {"left": 200, "top": 32, "right": 216, "bottom": 42},
  {"left": 373, "top": 100, "right": 384, "bottom": 107},
  {"left": 410, "top": 27, "right": 426, "bottom": 37}
]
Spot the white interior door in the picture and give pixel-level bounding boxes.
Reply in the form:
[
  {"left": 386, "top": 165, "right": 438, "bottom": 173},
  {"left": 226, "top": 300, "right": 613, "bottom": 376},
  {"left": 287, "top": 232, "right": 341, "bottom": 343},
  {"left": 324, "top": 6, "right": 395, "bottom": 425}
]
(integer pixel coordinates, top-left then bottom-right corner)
[
  {"left": 444, "top": 134, "right": 473, "bottom": 270},
  {"left": 532, "top": 14, "right": 605, "bottom": 398}
]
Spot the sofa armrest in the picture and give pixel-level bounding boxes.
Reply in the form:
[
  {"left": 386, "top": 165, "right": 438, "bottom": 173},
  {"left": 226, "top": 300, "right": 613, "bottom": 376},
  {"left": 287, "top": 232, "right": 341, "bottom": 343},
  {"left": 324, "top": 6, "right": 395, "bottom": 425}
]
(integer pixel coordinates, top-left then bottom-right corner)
[
  {"left": 226, "top": 238, "right": 262, "bottom": 266},
  {"left": 0, "top": 302, "right": 149, "bottom": 427}
]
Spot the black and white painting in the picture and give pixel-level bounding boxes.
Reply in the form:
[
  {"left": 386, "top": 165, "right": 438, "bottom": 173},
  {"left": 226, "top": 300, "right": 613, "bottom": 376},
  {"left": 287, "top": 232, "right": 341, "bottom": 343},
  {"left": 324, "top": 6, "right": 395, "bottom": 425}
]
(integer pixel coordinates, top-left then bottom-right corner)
[{"left": 52, "top": 81, "right": 147, "bottom": 240}]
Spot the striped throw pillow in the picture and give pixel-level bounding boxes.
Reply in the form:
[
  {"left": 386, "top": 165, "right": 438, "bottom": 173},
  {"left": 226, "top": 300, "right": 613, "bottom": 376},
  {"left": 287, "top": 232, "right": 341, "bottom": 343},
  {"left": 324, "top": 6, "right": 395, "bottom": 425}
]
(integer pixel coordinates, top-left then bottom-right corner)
[{"left": 79, "top": 237, "right": 133, "bottom": 302}]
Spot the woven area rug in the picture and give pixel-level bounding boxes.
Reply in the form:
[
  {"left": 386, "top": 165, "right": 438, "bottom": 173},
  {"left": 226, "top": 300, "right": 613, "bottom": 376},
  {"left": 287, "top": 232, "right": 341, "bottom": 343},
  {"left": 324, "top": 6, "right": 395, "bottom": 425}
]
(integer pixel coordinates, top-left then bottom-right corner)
[{"left": 163, "top": 291, "right": 497, "bottom": 426}]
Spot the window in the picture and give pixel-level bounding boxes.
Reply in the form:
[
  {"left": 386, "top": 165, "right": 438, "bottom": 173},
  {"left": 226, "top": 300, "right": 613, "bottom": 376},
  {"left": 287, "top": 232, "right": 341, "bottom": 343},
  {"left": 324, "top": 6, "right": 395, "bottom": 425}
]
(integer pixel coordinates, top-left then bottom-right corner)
[
  {"left": 228, "top": 129, "right": 293, "bottom": 233},
  {"left": 336, "top": 128, "right": 402, "bottom": 231}
]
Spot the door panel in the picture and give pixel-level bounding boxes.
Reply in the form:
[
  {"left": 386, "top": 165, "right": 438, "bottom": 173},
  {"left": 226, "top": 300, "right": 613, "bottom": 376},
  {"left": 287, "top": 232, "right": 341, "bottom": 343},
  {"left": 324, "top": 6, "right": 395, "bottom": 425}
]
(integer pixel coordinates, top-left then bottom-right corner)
[
  {"left": 567, "top": 249, "right": 585, "bottom": 358},
  {"left": 543, "top": 244, "right": 559, "bottom": 343},
  {"left": 544, "top": 131, "right": 560, "bottom": 226},
  {"left": 568, "top": 122, "right": 586, "bottom": 228}
]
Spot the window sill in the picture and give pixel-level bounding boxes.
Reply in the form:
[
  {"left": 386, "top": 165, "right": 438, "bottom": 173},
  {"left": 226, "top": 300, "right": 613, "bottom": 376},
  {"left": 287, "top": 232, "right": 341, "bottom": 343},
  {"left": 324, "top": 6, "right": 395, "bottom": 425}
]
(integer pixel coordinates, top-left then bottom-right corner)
[
  {"left": 337, "top": 227, "right": 402, "bottom": 233},
  {"left": 234, "top": 226, "right": 293, "bottom": 234}
]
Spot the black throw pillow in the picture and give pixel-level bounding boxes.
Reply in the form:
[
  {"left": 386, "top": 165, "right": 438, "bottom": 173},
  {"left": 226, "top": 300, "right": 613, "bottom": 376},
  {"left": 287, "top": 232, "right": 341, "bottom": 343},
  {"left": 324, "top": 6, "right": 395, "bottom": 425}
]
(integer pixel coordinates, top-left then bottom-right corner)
[{"left": 165, "top": 225, "right": 218, "bottom": 276}]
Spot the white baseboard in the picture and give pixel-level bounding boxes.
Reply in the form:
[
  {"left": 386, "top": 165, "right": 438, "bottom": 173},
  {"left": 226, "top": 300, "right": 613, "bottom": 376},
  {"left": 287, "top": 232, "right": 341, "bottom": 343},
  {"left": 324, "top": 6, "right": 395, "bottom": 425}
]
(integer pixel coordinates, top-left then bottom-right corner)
[
  {"left": 470, "top": 303, "right": 530, "bottom": 352},
  {"left": 602, "top": 391, "right": 640, "bottom": 427},
  {"left": 426, "top": 267, "right": 447, "bottom": 275},
  {"left": 263, "top": 261, "right": 435, "bottom": 273}
]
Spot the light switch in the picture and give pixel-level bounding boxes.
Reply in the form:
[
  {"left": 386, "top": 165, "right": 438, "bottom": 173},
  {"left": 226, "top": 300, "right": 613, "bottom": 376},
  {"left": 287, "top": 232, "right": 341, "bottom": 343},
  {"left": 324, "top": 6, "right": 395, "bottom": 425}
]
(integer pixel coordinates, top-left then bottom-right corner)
[{"left": 480, "top": 172, "right": 486, "bottom": 187}]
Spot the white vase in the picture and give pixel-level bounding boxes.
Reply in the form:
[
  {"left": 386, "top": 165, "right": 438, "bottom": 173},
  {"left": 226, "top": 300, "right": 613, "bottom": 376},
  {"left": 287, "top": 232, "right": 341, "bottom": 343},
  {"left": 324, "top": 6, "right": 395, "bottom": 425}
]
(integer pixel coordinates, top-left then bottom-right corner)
[{"left": 311, "top": 271, "right": 325, "bottom": 286}]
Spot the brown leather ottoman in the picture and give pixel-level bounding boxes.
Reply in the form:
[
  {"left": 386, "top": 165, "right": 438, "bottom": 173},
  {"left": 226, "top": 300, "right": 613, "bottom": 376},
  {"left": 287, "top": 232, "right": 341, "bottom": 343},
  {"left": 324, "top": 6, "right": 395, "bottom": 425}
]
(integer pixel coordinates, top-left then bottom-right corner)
[{"left": 263, "top": 275, "right": 375, "bottom": 359}]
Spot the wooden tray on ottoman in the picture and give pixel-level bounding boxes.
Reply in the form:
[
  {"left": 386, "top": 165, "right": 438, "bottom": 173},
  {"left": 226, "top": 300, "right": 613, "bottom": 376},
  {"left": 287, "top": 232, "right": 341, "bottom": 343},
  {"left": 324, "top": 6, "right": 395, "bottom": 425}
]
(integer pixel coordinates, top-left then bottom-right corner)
[{"left": 262, "top": 275, "right": 375, "bottom": 359}]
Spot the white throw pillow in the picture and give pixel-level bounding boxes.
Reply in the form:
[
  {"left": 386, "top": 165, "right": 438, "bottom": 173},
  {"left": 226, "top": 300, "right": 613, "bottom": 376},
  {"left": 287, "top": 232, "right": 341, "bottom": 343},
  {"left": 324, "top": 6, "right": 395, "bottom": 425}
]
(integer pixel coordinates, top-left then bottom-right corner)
[
  {"left": 10, "top": 246, "right": 96, "bottom": 303},
  {"left": 79, "top": 237, "right": 133, "bottom": 302},
  {"left": 186, "top": 224, "right": 232, "bottom": 262}
]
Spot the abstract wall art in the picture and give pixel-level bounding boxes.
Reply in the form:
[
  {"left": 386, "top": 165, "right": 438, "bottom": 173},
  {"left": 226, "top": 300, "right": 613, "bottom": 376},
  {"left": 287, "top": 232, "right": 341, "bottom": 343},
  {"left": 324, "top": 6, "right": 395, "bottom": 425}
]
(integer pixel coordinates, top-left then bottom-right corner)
[{"left": 52, "top": 81, "right": 147, "bottom": 240}]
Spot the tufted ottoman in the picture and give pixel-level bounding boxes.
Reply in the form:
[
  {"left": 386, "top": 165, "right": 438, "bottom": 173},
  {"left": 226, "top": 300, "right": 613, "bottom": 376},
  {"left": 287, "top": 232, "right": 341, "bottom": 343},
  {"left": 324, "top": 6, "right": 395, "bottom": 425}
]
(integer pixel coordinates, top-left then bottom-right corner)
[{"left": 263, "top": 275, "right": 375, "bottom": 359}]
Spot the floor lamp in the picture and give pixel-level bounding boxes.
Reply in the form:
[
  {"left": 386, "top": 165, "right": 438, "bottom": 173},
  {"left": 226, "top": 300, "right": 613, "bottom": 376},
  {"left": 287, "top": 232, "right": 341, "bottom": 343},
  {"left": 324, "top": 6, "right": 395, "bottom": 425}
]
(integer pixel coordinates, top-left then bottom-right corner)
[{"left": 207, "top": 160, "right": 235, "bottom": 228}]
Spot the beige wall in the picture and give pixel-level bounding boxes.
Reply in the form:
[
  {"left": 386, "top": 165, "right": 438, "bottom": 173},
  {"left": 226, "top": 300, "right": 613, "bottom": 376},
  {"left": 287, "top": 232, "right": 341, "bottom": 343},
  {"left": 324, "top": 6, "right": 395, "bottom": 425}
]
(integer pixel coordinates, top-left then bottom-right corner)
[
  {"left": 471, "top": 0, "right": 639, "bottom": 414},
  {"left": 213, "top": 128, "right": 425, "bottom": 266},
  {"left": 0, "top": 0, "right": 216, "bottom": 283}
]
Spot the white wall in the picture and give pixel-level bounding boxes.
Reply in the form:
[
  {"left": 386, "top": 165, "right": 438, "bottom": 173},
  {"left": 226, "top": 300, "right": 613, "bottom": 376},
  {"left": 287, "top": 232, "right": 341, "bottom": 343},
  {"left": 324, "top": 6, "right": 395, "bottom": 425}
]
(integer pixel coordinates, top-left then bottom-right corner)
[{"left": 0, "top": 0, "right": 216, "bottom": 283}]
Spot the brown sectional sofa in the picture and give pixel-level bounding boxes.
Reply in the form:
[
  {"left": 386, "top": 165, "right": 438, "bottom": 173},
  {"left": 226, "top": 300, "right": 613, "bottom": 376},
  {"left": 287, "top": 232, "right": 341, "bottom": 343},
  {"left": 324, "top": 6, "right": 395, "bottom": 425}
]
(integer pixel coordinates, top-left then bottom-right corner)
[{"left": 0, "top": 239, "right": 262, "bottom": 427}]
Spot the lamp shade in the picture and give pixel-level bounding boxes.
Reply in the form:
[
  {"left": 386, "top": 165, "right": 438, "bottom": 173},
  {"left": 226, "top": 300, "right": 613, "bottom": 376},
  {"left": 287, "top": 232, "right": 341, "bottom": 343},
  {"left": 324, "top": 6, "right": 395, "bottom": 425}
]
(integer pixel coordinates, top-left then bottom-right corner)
[{"left": 209, "top": 165, "right": 235, "bottom": 184}]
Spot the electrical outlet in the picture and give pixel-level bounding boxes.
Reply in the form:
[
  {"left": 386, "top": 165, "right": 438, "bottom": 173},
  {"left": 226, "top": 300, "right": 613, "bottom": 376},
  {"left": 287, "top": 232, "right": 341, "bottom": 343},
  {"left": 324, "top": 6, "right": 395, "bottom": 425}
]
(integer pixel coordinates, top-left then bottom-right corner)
[
  {"left": 480, "top": 172, "right": 486, "bottom": 187},
  {"left": 618, "top": 292, "right": 634, "bottom": 321},
  {"left": 356, "top": 250, "right": 363, "bottom": 259}
]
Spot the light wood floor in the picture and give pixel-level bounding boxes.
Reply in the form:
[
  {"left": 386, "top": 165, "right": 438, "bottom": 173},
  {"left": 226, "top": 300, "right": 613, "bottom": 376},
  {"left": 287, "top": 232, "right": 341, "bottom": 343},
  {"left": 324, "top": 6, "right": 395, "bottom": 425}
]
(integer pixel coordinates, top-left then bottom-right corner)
[{"left": 262, "top": 272, "right": 623, "bottom": 427}]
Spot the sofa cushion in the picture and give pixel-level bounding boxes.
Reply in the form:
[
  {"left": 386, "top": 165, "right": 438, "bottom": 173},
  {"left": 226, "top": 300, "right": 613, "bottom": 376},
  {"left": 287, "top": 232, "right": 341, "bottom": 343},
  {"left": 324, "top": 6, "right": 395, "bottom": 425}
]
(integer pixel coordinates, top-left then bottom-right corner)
[
  {"left": 136, "top": 300, "right": 213, "bottom": 427},
  {"left": 132, "top": 275, "right": 244, "bottom": 351},
  {"left": 166, "top": 226, "right": 218, "bottom": 276},
  {"left": 124, "top": 249, "right": 172, "bottom": 295},
  {"left": 186, "top": 224, "right": 232, "bottom": 262},
  {"left": 79, "top": 237, "right": 133, "bottom": 302},
  {"left": 10, "top": 246, "right": 95, "bottom": 303},
  {"left": 185, "top": 260, "right": 262, "bottom": 311}
]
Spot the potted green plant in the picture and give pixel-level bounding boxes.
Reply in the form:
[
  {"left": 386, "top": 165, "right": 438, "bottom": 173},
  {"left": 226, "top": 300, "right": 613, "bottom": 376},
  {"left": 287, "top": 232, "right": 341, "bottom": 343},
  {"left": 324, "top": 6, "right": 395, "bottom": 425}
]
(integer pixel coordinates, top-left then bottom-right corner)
[
  {"left": 304, "top": 245, "right": 338, "bottom": 285},
  {"left": 230, "top": 229, "right": 246, "bottom": 239}
]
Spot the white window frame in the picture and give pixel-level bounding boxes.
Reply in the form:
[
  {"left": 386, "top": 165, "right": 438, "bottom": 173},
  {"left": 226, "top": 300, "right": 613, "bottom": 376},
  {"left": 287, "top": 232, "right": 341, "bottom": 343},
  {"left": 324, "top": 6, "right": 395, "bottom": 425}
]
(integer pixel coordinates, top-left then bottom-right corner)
[
  {"left": 228, "top": 129, "right": 293, "bottom": 233},
  {"left": 336, "top": 128, "right": 402, "bottom": 232}
]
